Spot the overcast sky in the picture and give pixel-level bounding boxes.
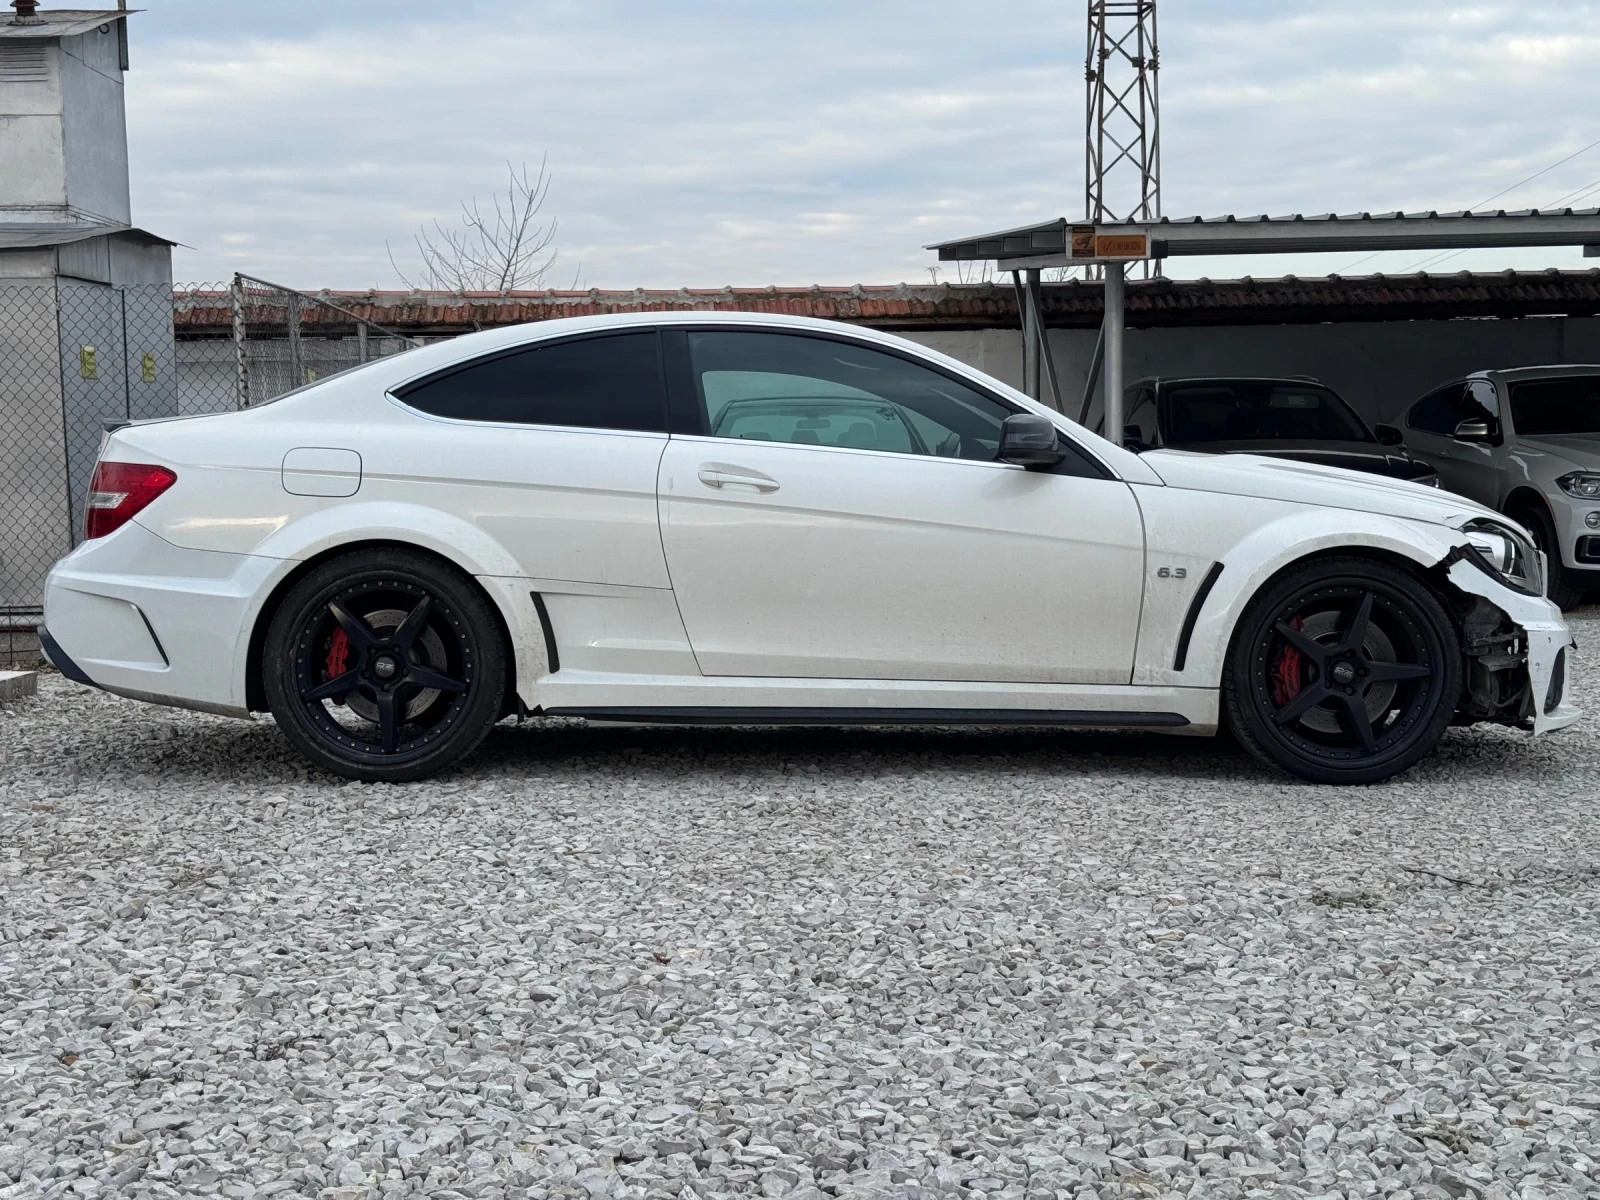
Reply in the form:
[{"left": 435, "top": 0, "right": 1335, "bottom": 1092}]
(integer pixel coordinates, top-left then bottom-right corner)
[{"left": 124, "top": 1, "right": 1600, "bottom": 289}]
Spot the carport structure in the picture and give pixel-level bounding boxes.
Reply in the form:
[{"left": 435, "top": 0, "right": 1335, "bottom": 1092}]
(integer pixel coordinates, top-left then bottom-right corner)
[{"left": 929, "top": 209, "right": 1600, "bottom": 438}]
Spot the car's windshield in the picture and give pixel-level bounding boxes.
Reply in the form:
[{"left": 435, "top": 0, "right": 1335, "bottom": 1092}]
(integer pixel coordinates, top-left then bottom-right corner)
[
  {"left": 1508, "top": 377, "right": 1600, "bottom": 436},
  {"left": 1162, "top": 381, "right": 1372, "bottom": 444}
]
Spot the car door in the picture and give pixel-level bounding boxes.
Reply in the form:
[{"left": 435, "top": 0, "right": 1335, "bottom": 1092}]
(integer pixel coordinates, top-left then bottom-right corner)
[
  {"left": 383, "top": 330, "right": 671, "bottom": 587},
  {"left": 1402, "top": 380, "right": 1500, "bottom": 505},
  {"left": 656, "top": 328, "right": 1146, "bottom": 685}
]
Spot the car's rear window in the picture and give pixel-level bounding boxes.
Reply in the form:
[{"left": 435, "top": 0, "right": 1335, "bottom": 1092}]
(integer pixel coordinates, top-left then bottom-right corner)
[{"left": 396, "top": 332, "right": 667, "bottom": 432}]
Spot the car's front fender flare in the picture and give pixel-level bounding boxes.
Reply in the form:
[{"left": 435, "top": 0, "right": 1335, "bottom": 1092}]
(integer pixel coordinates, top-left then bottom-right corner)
[{"left": 1145, "top": 508, "right": 1463, "bottom": 689}]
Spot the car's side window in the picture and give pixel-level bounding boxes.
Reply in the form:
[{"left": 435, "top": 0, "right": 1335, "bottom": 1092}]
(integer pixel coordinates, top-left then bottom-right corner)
[
  {"left": 1406, "top": 383, "right": 1468, "bottom": 435},
  {"left": 685, "top": 331, "right": 1012, "bottom": 462},
  {"left": 1508, "top": 376, "right": 1600, "bottom": 436},
  {"left": 394, "top": 332, "right": 667, "bottom": 432}
]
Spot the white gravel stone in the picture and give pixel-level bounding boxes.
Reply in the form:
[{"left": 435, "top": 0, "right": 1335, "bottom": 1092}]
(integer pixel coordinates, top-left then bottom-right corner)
[{"left": 3, "top": 618, "right": 1600, "bottom": 1200}]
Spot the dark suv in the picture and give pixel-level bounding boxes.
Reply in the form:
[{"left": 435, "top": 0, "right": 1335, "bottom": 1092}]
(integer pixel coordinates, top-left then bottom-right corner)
[{"left": 1096, "top": 377, "right": 1440, "bottom": 486}]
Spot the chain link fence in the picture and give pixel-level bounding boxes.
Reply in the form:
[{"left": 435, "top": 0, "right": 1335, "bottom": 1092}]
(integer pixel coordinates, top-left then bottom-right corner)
[{"left": 1, "top": 275, "right": 423, "bottom": 666}]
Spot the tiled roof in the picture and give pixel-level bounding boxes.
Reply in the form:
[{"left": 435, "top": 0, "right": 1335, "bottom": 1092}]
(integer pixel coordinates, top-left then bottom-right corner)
[{"left": 171, "top": 270, "right": 1600, "bottom": 335}]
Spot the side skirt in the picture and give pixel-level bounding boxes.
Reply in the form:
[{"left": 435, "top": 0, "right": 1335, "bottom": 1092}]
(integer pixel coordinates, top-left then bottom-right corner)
[{"left": 549, "top": 706, "right": 1190, "bottom": 728}]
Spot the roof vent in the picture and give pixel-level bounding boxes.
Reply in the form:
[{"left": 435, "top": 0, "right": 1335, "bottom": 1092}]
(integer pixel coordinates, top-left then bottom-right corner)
[
  {"left": 9, "top": 0, "right": 41, "bottom": 24},
  {"left": 0, "top": 41, "right": 47, "bottom": 79}
]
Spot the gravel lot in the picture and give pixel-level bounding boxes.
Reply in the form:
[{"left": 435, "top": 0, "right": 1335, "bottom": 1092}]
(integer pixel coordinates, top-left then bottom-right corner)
[{"left": 3, "top": 621, "right": 1599, "bottom": 1200}]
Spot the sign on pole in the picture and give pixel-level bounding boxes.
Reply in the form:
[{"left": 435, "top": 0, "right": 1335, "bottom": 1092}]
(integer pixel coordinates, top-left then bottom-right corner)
[{"left": 1070, "top": 225, "right": 1151, "bottom": 263}]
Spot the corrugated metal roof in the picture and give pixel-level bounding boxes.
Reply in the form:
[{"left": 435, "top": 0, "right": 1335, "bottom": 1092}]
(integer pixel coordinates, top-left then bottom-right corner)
[
  {"left": 931, "top": 210, "right": 1600, "bottom": 262},
  {"left": 0, "top": 9, "right": 135, "bottom": 40},
  {"left": 170, "top": 271, "right": 1600, "bottom": 335},
  {"left": 0, "top": 224, "right": 174, "bottom": 249}
]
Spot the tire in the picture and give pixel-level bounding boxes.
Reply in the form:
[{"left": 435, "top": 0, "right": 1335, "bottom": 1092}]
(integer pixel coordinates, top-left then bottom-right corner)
[
  {"left": 1223, "top": 557, "right": 1461, "bottom": 785},
  {"left": 262, "top": 548, "right": 509, "bottom": 782},
  {"left": 1510, "top": 502, "right": 1583, "bottom": 612}
]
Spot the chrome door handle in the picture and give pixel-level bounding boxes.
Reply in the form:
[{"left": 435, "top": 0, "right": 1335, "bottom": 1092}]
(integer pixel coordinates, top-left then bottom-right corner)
[{"left": 698, "top": 464, "right": 780, "bottom": 493}]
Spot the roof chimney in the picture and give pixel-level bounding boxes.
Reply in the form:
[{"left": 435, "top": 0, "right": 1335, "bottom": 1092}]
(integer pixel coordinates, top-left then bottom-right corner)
[{"left": 9, "top": 0, "right": 42, "bottom": 25}]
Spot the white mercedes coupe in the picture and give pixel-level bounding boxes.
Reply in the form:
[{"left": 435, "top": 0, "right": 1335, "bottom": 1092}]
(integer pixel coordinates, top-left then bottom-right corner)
[{"left": 40, "top": 312, "right": 1579, "bottom": 784}]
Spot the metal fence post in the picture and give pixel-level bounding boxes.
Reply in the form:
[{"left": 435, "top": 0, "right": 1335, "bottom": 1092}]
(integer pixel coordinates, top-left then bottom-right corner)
[
  {"left": 230, "top": 275, "right": 249, "bottom": 408},
  {"left": 286, "top": 292, "right": 304, "bottom": 388}
]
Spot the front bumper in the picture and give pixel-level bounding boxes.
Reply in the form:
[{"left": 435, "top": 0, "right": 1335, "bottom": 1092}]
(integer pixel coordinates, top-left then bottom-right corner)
[{"left": 1446, "top": 558, "right": 1580, "bottom": 734}]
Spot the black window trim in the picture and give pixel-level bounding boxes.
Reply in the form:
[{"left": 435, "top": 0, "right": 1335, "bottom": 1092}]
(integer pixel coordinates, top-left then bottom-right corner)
[
  {"left": 386, "top": 327, "right": 672, "bottom": 436},
  {"left": 657, "top": 323, "right": 1114, "bottom": 480}
]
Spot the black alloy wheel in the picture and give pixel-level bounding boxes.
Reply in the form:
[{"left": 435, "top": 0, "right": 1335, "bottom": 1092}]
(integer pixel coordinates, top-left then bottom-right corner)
[
  {"left": 263, "top": 548, "right": 508, "bottom": 781},
  {"left": 1224, "top": 557, "right": 1460, "bottom": 784}
]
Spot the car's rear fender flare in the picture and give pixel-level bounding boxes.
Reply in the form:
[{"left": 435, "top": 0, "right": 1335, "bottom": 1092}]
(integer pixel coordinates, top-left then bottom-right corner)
[
  {"left": 239, "top": 504, "right": 545, "bottom": 713},
  {"left": 1149, "top": 509, "right": 1463, "bottom": 689},
  {"left": 250, "top": 501, "right": 526, "bottom": 577}
]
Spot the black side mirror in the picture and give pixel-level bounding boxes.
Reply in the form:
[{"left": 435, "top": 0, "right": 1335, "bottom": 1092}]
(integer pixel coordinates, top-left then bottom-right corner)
[
  {"left": 1374, "top": 423, "right": 1403, "bottom": 447},
  {"left": 1122, "top": 424, "right": 1148, "bottom": 452},
  {"left": 1452, "top": 418, "right": 1494, "bottom": 443},
  {"left": 997, "top": 413, "right": 1065, "bottom": 468}
]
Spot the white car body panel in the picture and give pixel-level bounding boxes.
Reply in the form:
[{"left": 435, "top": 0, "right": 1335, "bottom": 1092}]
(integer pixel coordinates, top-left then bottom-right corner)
[
  {"left": 39, "top": 311, "right": 1578, "bottom": 755},
  {"left": 658, "top": 434, "right": 1145, "bottom": 683}
]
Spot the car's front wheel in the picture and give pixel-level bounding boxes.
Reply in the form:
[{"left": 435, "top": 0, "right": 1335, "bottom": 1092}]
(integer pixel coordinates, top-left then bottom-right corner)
[
  {"left": 1509, "top": 502, "right": 1583, "bottom": 612},
  {"left": 1224, "top": 557, "right": 1460, "bottom": 785},
  {"left": 262, "top": 548, "right": 509, "bottom": 781}
]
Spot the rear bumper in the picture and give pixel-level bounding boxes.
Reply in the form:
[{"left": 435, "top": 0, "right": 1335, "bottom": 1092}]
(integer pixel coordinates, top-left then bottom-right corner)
[
  {"left": 36, "top": 625, "right": 97, "bottom": 687},
  {"left": 41, "top": 519, "right": 281, "bottom": 718}
]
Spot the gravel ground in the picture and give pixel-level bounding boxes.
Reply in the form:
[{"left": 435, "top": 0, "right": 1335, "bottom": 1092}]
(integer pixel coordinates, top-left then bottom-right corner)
[{"left": 3, "top": 622, "right": 1600, "bottom": 1200}]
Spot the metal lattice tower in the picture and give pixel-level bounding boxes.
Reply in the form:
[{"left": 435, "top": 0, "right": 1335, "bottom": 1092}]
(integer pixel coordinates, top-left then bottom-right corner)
[{"left": 1085, "top": 1, "right": 1161, "bottom": 228}]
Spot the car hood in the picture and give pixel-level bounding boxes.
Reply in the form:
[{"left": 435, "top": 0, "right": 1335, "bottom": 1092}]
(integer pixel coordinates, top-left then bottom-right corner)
[
  {"left": 1163, "top": 439, "right": 1433, "bottom": 480},
  {"left": 1509, "top": 434, "right": 1600, "bottom": 468},
  {"left": 1141, "top": 449, "right": 1496, "bottom": 527}
]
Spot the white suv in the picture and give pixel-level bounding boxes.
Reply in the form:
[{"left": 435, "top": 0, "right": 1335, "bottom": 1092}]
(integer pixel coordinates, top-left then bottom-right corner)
[{"left": 1399, "top": 366, "right": 1600, "bottom": 609}]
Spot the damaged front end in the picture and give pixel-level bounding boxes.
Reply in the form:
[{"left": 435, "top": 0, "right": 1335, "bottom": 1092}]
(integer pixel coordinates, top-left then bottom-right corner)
[{"left": 1440, "top": 536, "right": 1580, "bottom": 735}]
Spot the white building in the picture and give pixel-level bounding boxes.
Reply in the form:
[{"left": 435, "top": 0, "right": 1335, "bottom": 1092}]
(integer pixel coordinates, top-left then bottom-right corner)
[{"left": 0, "top": 3, "right": 176, "bottom": 616}]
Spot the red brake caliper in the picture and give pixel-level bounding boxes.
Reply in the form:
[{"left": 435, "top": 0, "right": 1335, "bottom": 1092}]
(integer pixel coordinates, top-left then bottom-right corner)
[
  {"left": 1270, "top": 616, "right": 1306, "bottom": 708},
  {"left": 325, "top": 627, "right": 351, "bottom": 704}
]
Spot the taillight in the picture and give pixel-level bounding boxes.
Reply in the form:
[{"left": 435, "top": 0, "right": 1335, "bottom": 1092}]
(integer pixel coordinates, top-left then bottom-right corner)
[{"left": 84, "top": 461, "right": 177, "bottom": 540}]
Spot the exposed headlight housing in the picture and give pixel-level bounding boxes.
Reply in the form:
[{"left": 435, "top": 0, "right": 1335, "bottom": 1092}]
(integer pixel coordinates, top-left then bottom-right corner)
[
  {"left": 1461, "top": 518, "right": 1543, "bottom": 596},
  {"left": 1556, "top": 471, "right": 1600, "bottom": 499}
]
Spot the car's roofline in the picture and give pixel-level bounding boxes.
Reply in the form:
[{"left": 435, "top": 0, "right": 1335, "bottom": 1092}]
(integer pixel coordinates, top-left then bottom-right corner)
[
  {"left": 264, "top": 309, "right": 1168, "bottom": 488},
  {"left": 1127, "top": 375, "right": 1335, "bottom": 389},
  {"left": 1472, "top": 364, "right": 1600, "bottom": 382}
]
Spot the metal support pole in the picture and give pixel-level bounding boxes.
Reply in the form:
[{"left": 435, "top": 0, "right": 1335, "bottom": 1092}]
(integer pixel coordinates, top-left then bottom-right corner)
[
  {"left": 229, "top": 274, "right": 249, "bottom": 409},
  {"left": 1077, "top": 325, "right": 1105, "bottom": 427},
  {"left": 1012, "top": 270, "right": 1042, "bottom": 401},
  {"left": 1103, "top": 261, "right": 1126, "bottom": 444},
  {"left": 1025, "top": 268, "right": 1043, "bottom": 404},
  {"left": 356, "top": 322, "right": 369, "bottom": 365},
  {"left": 285, "top": 292, "right": 304, "bottom": 389},
  {"left": 1026, "top": 270, "right": 1064, "bottom": 413}
]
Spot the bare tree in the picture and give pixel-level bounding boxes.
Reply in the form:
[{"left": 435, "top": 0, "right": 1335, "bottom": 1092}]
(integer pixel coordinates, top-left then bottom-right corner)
[{"left": 389, "top": 158, "right": 562, "bottom": 293}]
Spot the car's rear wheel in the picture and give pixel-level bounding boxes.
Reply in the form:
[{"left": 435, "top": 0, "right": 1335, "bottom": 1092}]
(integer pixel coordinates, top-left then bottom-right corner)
[
  {"left": 1509, "top": 502, "right": 1583, "bottom": 612},
  {"left": 1224, "top": 557, "right": 1460, "bottom": 785},
  {"left": 262, "top": 548, "right": 508, "bottom": 781}
]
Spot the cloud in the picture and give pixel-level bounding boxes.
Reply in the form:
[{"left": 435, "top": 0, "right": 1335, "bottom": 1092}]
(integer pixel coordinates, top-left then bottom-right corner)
[{"left": 122, "top": 0, "right": 1600, "bottom": 287}]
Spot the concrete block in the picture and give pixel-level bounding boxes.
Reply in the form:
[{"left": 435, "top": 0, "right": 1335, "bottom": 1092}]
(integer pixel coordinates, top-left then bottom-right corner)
[{"left": 0, "top": 670, "right": 38, "bottom": 702}]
